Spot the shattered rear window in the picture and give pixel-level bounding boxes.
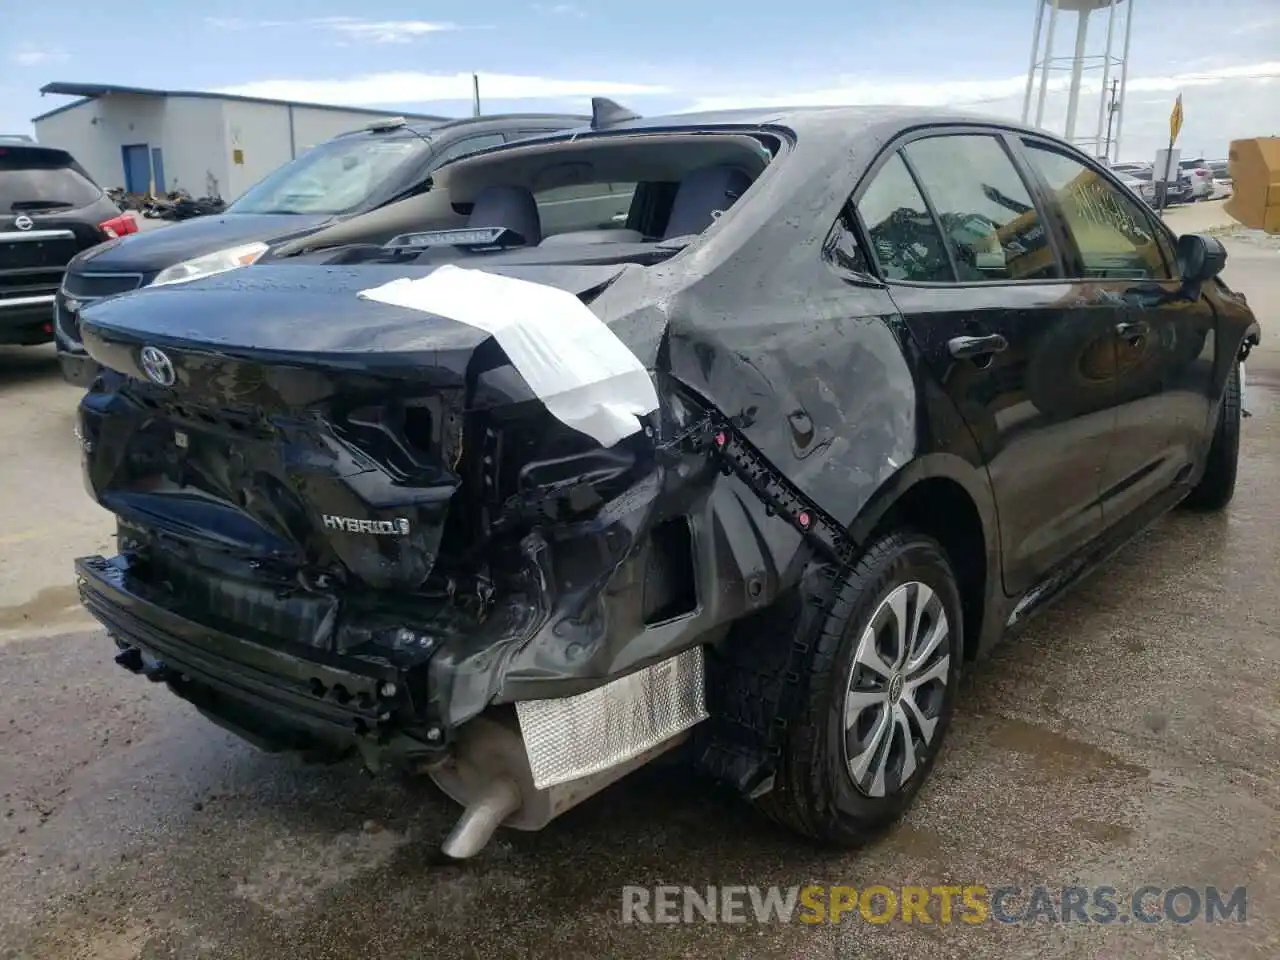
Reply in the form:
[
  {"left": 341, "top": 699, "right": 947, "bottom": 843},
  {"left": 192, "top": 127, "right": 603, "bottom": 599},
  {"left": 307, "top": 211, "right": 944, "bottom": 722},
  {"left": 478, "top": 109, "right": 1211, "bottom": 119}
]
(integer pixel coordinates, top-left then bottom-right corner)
[{"left": 433, "top": 131, "right": 780, "bottom": 248}]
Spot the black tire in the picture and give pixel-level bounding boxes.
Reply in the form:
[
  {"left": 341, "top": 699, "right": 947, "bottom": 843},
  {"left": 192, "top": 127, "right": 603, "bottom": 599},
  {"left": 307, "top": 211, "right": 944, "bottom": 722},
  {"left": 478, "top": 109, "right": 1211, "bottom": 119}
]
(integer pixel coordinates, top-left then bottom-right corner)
[
  {"left": 1182, "top": 362, "right": 1242, "bottom": 511},
  {"left": 753, "top": 530, "right": 964, "bottom": 845}
]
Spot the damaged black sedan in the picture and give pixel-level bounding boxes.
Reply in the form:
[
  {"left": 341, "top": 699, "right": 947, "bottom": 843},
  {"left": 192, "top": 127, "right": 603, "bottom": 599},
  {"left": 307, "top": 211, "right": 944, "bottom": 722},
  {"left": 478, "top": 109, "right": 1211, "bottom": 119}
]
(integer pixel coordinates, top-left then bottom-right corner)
[{"left": 73, "top": 103, "right": 1261, "bottom": 858}]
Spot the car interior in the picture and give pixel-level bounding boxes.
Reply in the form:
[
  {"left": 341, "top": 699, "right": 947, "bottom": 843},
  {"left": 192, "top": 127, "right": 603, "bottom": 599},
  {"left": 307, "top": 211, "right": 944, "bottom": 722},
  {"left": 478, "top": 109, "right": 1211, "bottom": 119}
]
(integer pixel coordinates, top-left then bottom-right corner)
[{"left": 282, "top": 132, "right": 783, "bottom": 268}]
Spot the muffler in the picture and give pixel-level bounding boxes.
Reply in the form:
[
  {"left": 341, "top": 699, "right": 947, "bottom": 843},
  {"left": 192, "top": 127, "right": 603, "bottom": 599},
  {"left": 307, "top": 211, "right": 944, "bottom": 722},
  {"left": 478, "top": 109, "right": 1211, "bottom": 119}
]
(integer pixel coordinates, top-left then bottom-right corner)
[{"left": 430, "top": 646, "right": 707, "bottom": 858}]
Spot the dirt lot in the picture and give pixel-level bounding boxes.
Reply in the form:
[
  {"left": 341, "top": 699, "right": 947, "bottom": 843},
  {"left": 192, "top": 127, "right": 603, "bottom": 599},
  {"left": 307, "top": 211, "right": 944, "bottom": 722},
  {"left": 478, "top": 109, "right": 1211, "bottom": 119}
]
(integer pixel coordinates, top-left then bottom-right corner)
[{"left": 0, "top": 201, "right": 1277, "bottom": 959}]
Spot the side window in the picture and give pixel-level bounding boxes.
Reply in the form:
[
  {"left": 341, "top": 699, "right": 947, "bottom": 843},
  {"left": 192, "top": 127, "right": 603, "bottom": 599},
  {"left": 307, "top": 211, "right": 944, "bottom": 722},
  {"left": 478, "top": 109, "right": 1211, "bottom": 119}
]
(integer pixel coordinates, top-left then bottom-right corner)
[
  {"left": 822, "top": 205, "right": 873, "bottom": 276},
  {"left": 855, "top": 152, "right": 954, "bottom": 283},
  {"left": 902, "top": 134, "right": 1059, "bottom": 282},
  {"left": 430, "top": 134, "right": 506, "bottom": 168},
  {"left": 535, "top": 182, "right": 638, "bottom": 236},
  {"left": 1021, "top": 142, "right": 1171, "bottom": 280}
]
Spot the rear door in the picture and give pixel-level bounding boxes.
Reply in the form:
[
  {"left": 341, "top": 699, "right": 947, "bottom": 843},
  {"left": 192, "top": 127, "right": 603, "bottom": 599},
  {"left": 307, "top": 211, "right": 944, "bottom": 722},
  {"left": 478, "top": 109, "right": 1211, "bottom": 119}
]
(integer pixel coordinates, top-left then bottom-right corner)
[
  {"left": 1018, "top": 138, "right": 1217, "bottom": 530},
  {"left": 852, "top": 128, "right": 1121, "bottom": 598}
]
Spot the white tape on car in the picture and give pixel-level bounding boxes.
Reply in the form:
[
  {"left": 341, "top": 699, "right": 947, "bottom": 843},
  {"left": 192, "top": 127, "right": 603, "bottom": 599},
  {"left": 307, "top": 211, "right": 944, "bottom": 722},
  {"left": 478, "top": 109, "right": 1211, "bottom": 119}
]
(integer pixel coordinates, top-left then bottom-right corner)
[{"left": 358, "top": 264, "right": 658, "bottom": 447}]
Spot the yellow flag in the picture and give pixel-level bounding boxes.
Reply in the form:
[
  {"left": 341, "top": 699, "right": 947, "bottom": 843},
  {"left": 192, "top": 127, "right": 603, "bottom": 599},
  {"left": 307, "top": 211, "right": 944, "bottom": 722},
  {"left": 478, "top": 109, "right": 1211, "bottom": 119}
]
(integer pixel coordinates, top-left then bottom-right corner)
[{"left": 1170, "top": 93, "right": 1184, "bottom": 143}]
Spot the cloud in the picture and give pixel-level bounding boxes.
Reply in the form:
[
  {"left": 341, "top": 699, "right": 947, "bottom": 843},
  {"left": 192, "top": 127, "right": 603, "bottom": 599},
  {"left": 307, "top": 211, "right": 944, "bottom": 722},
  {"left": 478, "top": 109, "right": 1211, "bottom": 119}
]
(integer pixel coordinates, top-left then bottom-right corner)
[
  {"left": 203, "top": 16, "right": 460, "bottom": 44},
  {"left": 314, "top": 17, "right": 460, "bottom": 44},
  {"left": 1229, "top": 14, "right": 1280, "bottom": 35},
  {"left": 217, "top": 71, "right": 672, "bottom": 105},
  {"left": 680, "top": 62, "right": 1280, "bottom": 113},
  {"left": 534, "top": 3, "right": 586, "bottom": 15},
  {"left": 211, "top": 58, "right": 1276, "bottom": 161},
  {"left": 678, "top": 61, "right": 1280, "bottom": 159},
  {"left": 10, "top": 46, "right": 69, "bottom": 67}
]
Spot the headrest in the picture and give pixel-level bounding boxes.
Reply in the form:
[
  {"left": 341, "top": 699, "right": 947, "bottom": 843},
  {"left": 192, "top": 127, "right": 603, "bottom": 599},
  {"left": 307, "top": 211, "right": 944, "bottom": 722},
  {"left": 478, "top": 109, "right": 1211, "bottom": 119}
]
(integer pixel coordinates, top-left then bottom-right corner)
[
  {"left": 467, "top": 184, "right": 542, "bottom": 246},
  {"left": 663, "top": 165, "right": 753, "bottom": 239}
]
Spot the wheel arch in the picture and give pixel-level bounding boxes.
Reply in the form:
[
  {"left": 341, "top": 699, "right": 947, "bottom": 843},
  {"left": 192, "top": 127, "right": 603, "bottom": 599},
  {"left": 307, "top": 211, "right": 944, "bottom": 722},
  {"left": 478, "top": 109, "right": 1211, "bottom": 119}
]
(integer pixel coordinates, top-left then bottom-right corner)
[{"left": 848, "top": 453, "right": 1001, "bottom": 662}]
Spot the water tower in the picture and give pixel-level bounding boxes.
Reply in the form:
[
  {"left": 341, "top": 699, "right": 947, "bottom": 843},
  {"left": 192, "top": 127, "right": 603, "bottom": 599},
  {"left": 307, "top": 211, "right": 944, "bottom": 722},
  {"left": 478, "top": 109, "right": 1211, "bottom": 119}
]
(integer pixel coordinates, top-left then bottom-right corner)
[{"left": 1021, "top": 0, "right": 1135, "bottom": 162}]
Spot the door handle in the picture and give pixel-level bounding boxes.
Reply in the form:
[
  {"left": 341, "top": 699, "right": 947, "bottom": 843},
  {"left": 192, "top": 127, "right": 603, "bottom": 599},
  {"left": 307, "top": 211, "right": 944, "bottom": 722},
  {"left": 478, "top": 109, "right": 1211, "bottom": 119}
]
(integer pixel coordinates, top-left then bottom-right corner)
[
  {"left": 947, "top": 334, "right": 1008, "bottom": 360},
  {"left": 1115, "top": 319, "right": 1149, "bottom": 345}
]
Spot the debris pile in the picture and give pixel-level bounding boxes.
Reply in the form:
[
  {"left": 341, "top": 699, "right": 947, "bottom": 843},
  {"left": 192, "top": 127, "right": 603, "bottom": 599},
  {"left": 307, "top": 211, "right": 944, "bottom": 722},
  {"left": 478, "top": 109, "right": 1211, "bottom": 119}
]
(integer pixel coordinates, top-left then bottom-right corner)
[{"left": 107, "top": 188, "right": 227, "bottom": 221}]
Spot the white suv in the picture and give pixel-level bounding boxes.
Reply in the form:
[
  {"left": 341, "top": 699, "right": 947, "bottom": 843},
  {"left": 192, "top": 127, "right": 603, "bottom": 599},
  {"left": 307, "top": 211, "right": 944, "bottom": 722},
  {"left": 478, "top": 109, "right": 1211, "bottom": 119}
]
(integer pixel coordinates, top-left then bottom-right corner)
[{"left": 1178, "top": 158, "right": 1215, "bottom": 200}]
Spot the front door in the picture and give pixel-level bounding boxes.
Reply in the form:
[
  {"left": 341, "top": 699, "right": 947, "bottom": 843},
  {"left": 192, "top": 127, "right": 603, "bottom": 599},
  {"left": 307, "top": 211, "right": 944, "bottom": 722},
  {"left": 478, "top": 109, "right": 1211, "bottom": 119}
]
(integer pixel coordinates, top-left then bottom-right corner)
[
  {"left": 851, "top": 130, "right": 1120, "bottom": 598},
  {"left": 121, "top": 144, "right": 150, "bottom": 194},
  {"left": 1018, "top": 139, "right": 1218, "bottom": 528}
]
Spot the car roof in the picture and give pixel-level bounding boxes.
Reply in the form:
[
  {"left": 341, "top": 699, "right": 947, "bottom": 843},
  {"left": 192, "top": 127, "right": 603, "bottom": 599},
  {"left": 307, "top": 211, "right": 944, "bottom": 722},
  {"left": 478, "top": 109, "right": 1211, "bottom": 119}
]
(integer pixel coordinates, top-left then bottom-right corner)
[
  {"left": 331, "top": 113, "right": 591, "bottom": 143},
  {"left": 492, "top": 104, "right": 1072, "bottom": 153}
]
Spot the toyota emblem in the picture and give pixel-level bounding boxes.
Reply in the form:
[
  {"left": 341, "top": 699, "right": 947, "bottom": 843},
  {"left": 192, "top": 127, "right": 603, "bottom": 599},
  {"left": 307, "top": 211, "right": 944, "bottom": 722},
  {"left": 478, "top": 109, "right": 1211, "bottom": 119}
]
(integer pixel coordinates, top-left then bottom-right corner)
[
  {"left": 14, "top": 214, "right": 33, "bottom": 231},
  {"left": 139, "top": 346, "right": 176, "bottom": 387}
]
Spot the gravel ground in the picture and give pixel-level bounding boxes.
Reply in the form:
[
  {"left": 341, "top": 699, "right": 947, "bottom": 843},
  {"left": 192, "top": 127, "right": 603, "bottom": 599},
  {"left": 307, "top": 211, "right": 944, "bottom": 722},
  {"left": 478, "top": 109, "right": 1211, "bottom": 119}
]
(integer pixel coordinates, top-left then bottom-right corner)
[{"left": 0, "top": 203, "right": 1276, "bottom": 959}]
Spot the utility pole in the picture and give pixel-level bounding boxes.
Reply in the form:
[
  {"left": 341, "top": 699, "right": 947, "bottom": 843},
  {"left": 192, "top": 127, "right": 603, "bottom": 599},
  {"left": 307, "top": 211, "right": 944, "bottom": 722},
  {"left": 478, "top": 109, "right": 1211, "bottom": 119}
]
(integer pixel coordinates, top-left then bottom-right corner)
[
  {"left": 472, "top": 73, "right": 481, "bottom": 118},
  {"left": 1102, "top": 78, "right": 1120, "bottom": 162}
]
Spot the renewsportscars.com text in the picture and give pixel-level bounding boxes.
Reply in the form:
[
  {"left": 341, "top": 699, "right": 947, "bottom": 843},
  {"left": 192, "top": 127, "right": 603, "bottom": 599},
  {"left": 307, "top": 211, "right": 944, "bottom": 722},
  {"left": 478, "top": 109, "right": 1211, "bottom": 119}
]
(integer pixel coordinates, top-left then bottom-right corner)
[{"left": 620, "top": 884, "right": 1247, "bottom": 925}]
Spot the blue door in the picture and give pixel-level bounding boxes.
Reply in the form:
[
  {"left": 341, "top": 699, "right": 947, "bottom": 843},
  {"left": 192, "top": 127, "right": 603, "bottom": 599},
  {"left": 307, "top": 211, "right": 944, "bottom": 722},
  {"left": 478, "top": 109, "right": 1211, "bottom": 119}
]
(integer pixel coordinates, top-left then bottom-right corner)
[
  {"left": 150, "top": 147, "right": 166, "bottom": 193},
  {"left": 121, "top": 144, "right": 150, "bottom": 193}
]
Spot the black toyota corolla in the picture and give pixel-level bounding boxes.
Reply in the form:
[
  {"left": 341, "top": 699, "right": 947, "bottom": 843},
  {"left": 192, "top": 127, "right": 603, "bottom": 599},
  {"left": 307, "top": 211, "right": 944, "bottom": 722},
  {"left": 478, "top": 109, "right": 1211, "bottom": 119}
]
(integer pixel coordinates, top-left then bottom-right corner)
[
  {"left": 71, "top": 104, "right": 1260, "bottom": 859},
  {"left": 53, "top": 110, "right": 587, "bottom": 385}
]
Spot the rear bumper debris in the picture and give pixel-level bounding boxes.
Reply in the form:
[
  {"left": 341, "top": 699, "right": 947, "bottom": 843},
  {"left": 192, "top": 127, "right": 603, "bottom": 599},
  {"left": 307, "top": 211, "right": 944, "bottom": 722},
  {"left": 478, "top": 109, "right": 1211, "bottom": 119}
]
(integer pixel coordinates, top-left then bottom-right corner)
[
  {"left": 79, "top": 550, "right": 711, "bottom": 858},
  {"left": 77, "top": 554, "right": 438, "bottom": 764}
]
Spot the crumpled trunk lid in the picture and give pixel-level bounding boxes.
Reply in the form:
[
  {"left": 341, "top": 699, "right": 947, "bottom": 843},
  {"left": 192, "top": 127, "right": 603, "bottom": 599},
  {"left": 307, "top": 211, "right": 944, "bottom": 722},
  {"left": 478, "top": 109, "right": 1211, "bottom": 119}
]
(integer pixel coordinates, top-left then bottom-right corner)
[{"left": 77, "top": 262, "right": 636, "bottom": 593}]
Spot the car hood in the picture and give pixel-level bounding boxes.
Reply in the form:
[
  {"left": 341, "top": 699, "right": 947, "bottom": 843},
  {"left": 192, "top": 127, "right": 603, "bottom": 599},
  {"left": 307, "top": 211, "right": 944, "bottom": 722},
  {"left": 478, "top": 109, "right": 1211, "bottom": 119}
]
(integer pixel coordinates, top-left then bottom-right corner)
[{"left": 70, "top": 212, "right": 333, "bottom": 274}]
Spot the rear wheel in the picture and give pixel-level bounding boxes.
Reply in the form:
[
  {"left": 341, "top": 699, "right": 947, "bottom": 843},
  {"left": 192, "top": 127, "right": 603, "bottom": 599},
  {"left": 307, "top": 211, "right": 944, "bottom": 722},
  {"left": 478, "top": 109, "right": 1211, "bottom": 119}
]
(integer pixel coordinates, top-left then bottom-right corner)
[
  {"left": 1182, "top": 362, "right": 1242, "bottom": 511},
  {"left": 754, "top": 530, "right": 963, "bottom": 845}
]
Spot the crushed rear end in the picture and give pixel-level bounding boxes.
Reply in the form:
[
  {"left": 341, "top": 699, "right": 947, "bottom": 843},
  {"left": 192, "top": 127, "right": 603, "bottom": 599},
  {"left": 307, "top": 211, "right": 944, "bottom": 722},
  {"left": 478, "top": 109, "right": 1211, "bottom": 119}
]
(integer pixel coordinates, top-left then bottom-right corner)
[{"left": 73, "top": 263, "right": 787, "bottom": 856}]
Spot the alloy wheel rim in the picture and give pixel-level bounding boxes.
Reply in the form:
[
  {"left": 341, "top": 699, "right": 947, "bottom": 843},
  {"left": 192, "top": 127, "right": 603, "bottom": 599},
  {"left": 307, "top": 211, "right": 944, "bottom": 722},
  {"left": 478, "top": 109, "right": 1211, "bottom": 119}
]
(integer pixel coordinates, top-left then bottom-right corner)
[{"left": 842, "top": 581, "right": 951, "bottom": 798}]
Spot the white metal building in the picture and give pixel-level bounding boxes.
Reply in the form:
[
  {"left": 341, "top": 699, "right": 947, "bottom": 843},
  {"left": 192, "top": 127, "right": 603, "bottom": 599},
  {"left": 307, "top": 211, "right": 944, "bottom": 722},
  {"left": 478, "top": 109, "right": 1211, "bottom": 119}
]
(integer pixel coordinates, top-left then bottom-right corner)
[{"left": 31, "top": 82, "right": 450, "bottom": 201}]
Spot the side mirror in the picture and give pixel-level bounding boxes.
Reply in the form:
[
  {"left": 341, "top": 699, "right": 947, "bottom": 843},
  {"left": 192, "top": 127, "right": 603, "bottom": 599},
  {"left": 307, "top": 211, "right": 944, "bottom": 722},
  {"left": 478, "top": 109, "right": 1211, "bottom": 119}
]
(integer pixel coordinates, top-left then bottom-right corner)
[{"left": 1176, "top": 233, "right": 1227, "bottom": 285}]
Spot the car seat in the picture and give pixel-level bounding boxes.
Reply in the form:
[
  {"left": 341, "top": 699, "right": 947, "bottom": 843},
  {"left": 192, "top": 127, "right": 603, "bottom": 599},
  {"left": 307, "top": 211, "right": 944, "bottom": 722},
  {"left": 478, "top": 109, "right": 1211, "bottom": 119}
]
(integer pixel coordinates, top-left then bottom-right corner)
[
  {"left": 662, "top": 165, "right": 754, "bottom": 240},
  {"left": 467, "top": 185, "right": 542, "bottom": 246}
]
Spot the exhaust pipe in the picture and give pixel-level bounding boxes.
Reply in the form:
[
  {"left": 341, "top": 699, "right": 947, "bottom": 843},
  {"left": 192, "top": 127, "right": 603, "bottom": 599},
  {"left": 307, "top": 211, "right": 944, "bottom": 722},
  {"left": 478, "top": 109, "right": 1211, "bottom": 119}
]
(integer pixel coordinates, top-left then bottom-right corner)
[
  {"left": 429, "top": 714, "right": 694, "bottom": 859},
  {"left": 440, "top": 776, "right": 522, "bottom": 859},
  {"left": 430, "top": 646, "right": 707, "bottom": 858}
]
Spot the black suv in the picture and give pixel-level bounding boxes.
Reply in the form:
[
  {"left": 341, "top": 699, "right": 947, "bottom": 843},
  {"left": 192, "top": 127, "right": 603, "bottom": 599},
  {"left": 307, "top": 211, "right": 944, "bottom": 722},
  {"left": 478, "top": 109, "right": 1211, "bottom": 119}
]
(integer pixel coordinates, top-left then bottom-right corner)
[
  {"left": 54, "top": 112, "right": 586, "bottom": 384},
  {"left": 1, "top": 139, "right": 124, "bottom": 347}
]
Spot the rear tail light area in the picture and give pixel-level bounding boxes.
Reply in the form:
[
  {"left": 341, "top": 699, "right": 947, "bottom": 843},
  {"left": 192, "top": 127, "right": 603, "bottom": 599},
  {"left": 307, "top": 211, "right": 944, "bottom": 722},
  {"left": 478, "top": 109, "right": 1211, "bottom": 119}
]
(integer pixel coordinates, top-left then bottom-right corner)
[{"left": 98, "top": 213, "right": 138, "bottom": 239}]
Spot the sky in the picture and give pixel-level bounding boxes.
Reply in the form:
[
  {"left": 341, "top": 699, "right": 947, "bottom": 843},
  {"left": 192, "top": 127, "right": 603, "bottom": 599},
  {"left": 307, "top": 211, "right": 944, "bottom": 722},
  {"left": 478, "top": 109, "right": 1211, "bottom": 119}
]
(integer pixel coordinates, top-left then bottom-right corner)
[{"left": 2, "top": 0, "right": 1278, "bottom": 162}]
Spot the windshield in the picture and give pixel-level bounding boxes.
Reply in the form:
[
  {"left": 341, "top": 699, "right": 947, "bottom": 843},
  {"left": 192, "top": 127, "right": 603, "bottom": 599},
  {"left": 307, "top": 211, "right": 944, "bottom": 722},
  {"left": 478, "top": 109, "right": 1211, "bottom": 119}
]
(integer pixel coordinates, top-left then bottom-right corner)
[
  {"left": 227, "top": 135, "right": 428, "bottom": 216},
  {"left": 0, "top": 150, "right": 103, "bottom": 212}
]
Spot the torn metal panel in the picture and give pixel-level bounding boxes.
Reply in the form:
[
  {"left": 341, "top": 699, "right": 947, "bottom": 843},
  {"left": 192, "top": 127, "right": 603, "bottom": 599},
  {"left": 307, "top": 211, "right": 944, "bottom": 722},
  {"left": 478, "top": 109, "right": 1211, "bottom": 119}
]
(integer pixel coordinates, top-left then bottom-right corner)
[{"left": 357, "top": 265, "right": 659, "bottom": 447}]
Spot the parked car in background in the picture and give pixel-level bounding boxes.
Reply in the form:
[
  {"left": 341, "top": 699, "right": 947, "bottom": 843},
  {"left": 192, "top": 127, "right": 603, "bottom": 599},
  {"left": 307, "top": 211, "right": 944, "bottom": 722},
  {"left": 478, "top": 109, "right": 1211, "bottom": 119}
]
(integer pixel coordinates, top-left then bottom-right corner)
[
  {"left": 1178, "top": 157, "right": 1215, "bottom": 200},
  {"left": 1209, "top": 159, "right": 1232, "bottom": 195},
  {"left": 1130, "top": 166, "right": 1191, "bottom": 206},
  {"left": 1115, "top": 170, "right": 1156, "bottom": 206},
  {"left": 1, "top": 141, "right": 134, "bottom": 347},
  {"left": 53, "top": 111, "right": 590, "bottom": 384},
  {"left": 73, "top": 104, "right": 1260, "bottom": 860}
]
